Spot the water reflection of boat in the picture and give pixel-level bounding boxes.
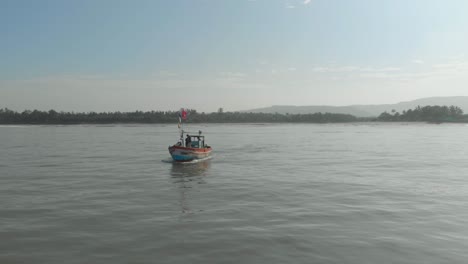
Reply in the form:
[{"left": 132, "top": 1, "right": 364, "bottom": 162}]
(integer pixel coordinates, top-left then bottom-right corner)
[
  {"left": 170, "top": 159, "right": 211, "bottom": 178},
  {"left": 170, "top": 159, "right": 211, "bottom": 214}
]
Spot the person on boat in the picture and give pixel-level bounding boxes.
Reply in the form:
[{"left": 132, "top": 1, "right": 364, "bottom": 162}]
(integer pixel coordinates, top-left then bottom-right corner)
[{"left": 185, "top": 134, "right": 191, "bottom": 147}]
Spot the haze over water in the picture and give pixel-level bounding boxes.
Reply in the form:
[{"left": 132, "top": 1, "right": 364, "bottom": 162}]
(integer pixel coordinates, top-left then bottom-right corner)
[{"left": 1, "top": 123, "right": 468, "bottom": 264}]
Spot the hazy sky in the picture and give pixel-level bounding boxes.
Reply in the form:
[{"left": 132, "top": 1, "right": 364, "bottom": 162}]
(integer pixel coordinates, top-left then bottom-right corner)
[{"left": 2, "top": 0, "right": 468, "bottom": 113}]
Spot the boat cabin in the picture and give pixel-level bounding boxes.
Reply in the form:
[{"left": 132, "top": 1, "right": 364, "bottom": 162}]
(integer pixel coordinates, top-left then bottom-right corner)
[
  {"left": 185, "top": 134, "right": 206, "bottom": 148},
  {"left": 177, "top": 130, "right": 208, "bottom": 149}
]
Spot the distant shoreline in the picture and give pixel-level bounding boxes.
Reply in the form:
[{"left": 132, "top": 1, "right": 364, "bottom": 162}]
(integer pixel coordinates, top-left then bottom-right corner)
[
  {"left": 1, "top": 105, "right": 467, "bottom": 124},
  {"left": 1, "top": 121, "right": 468, "bottom": 126}
]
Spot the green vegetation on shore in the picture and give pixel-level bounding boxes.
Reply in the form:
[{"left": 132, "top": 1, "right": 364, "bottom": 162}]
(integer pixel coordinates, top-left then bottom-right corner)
[
  {"left": 377, "top": 105, "right": 466, "bottom": 123},
  {"left": 0, "top": 105, "right": 466, "bottom": 124},
  {"left": 0, "top": 108, "right": 358, "bottom": 124}
]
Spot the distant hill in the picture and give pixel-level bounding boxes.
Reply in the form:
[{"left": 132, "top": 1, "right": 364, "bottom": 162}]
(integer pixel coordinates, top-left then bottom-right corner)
[{"left": 243, "top": 96, "right": 468, "bottom": 117}]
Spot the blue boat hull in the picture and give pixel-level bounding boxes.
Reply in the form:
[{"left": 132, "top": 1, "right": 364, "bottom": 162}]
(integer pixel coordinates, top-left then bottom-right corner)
[{"left": 168, "top": 145, "right": 212, "bottom": 162}]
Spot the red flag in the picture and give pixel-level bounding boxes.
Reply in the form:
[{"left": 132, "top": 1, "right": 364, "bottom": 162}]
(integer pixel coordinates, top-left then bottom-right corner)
[{"left": 181, "top": 108, "right": 187, "bottom": 120}]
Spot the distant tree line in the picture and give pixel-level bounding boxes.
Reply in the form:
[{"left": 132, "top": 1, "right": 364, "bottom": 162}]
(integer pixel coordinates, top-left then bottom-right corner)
[
  {"left": 0, "top": 108, "right": 358, "bottom": 124},
  {"left": 376, "top": 105, "right": 466, "bottom": 123},
  {"left": 1, "top": 105, "right": 466, "bottom": 124}
]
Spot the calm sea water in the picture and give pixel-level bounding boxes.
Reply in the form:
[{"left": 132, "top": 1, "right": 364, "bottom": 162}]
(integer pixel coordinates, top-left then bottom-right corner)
[{"left": 2, "top": 123, "right": 468, "bottom": 264}]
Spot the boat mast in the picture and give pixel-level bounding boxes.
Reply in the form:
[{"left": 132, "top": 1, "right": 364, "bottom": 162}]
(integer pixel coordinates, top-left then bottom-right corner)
[
  {"left": 178, "top": 108, "right": 187, "bottom": 145},
  {"left": 178, "top": 111, "right": 183, "bottom": 143}
]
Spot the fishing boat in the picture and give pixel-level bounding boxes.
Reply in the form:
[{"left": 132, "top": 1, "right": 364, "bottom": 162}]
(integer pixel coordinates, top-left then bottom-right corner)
[
  {"left": 168, "top": 108, "right": 213, "bottom": 162},
  {"left": 168, "top": 130, "right": 212, "bottom": 162}
]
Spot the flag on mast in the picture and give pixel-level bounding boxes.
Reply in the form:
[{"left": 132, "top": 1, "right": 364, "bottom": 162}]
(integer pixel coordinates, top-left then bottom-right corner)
[
  {"left": 178, "top": 108, "right": 187, "bottom": 128},
  {"left": 181, "top": 108, "right": 187, "bottom": 120}
]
